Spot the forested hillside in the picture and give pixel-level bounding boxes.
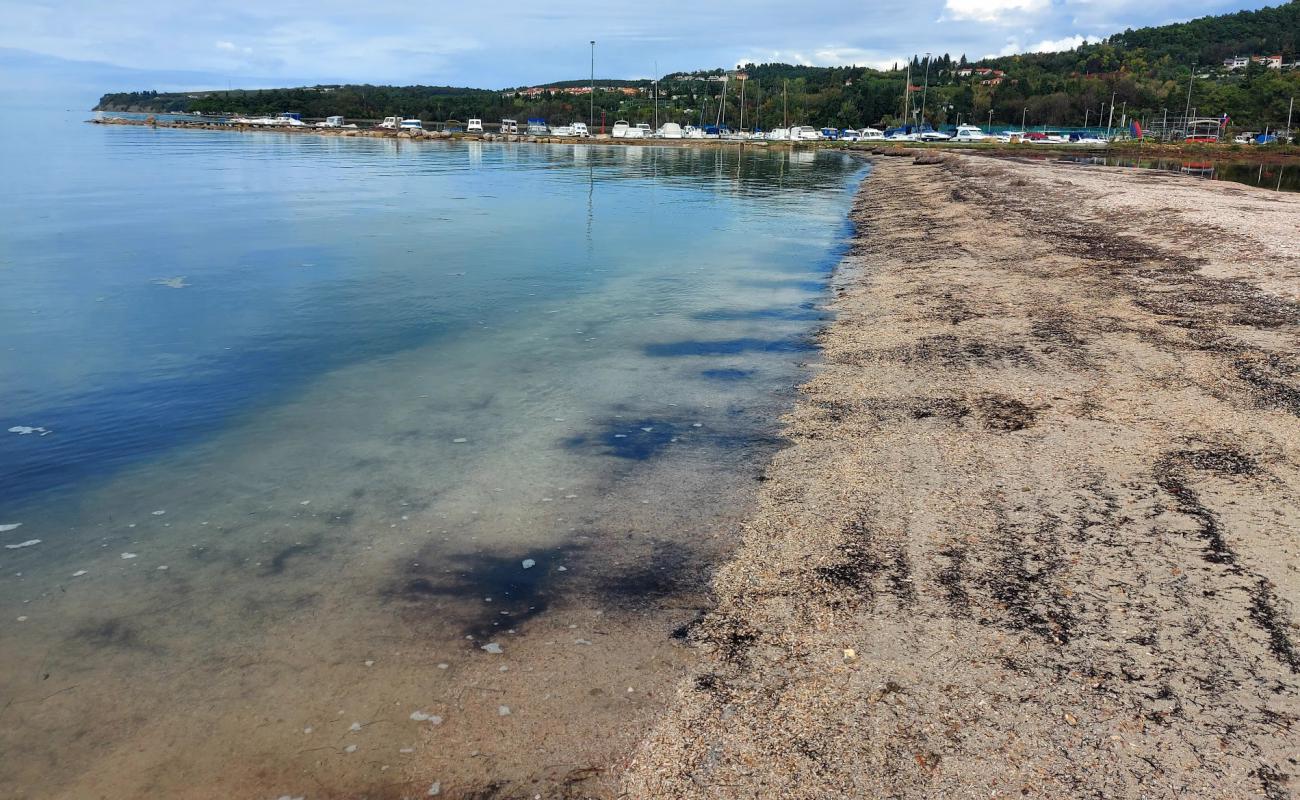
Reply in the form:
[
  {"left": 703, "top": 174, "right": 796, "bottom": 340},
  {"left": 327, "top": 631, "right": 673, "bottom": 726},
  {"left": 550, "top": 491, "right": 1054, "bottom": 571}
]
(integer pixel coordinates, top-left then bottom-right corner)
[{"left": 96, "top": 2, "right": 1300, "bottom": 131}]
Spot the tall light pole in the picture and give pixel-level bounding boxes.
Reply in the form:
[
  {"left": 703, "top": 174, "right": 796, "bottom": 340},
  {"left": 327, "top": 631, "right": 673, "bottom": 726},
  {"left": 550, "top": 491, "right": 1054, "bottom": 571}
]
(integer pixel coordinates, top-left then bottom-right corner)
[
  {"left": 1021, "top": 106, "right": 1027, "bottom": 133},
  {"left": 589, "top": 41, "right": 595, "bottom": 131},
  {"left": 1182, "top": 63, "right": 1195, "bottom": 132}
]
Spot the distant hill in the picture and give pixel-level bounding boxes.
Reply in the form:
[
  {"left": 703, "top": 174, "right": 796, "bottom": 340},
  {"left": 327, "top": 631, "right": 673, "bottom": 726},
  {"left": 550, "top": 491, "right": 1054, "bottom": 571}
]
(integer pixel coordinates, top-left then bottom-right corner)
[{"left": 96, "top": 2, "right": 1300, "bottom": 130}]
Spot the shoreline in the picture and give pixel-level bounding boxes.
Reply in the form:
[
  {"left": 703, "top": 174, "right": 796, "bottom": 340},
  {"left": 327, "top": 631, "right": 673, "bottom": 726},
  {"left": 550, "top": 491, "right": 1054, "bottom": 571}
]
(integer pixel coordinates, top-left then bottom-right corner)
[
  {"left": 624, "top": 154, "right": 1300, "bottom": 797},
  {"left": 86, "top": 115, "right": 1300, "bottom": 163}
]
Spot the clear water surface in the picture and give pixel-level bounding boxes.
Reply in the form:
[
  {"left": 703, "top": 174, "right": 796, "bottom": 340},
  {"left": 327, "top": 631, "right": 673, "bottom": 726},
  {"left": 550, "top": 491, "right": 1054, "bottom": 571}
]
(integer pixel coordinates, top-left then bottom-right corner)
[{"left": 0, "top": 114, "right": 866, "bottom": 797}]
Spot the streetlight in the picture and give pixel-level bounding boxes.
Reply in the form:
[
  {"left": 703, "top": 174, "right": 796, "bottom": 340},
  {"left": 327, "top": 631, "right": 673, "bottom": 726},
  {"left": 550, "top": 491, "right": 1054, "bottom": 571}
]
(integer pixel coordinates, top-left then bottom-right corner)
[{"left": 589, "top": 41, "right": 595, "bottom": 132}]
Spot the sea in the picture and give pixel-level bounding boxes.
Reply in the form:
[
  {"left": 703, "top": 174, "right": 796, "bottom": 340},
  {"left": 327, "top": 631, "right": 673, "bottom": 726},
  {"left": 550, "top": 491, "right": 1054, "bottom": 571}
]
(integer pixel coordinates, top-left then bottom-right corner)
[{"left": 0, "top": 111, "right": 867, "bottom": 797}]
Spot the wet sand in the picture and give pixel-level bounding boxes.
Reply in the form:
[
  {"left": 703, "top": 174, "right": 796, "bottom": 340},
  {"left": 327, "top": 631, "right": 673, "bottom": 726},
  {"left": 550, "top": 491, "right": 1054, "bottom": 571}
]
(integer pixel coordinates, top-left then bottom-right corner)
[{"left": 625, "top": 154, "right": 1300, "bottom": 797}]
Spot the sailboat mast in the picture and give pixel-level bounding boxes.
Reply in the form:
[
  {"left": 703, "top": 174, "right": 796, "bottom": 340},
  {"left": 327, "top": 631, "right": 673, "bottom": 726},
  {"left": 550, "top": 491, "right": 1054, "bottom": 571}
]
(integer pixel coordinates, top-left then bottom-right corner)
[
  {"left": 716, "top": 73, "right": 727, "bottom": 128},
  {"left": 903, "top": 59, "right": 912, "bottom": 127},
  {"left": 654, "top": 60, "right": 659, "bottom": 131},
  {"left": 783, "top": 80, "right": 788, "bottom": 128}
]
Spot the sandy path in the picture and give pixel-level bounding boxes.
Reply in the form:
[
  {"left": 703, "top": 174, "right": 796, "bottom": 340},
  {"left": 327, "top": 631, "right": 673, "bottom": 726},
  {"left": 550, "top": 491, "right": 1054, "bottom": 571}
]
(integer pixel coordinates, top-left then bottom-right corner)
[{"left": 624, "top": 154, "right": 1300, "bottom": 798}]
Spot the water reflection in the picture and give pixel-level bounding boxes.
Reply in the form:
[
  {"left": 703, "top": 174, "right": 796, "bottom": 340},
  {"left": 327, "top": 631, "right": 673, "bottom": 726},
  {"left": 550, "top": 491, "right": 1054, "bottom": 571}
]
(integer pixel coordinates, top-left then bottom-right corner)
[{"left": 1057, "top": 154, "right": 1298, "bottom": 192}]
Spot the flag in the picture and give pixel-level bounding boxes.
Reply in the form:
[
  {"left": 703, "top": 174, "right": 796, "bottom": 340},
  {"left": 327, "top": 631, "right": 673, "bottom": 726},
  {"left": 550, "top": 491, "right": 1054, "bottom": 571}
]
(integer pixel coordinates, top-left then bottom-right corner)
[
  {"left": 1130, "top": 120, "right": 1143, "bottom": 138},
  {"left": 1220, "top": 113, "right": 1231, "bottom": 128}
]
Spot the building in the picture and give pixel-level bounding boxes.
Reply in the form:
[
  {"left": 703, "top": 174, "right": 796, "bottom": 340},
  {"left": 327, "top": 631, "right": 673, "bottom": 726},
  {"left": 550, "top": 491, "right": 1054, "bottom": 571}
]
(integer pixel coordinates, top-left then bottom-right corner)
[{"left": 1224, "top": 54, "right": 1285, "bottom": 69}]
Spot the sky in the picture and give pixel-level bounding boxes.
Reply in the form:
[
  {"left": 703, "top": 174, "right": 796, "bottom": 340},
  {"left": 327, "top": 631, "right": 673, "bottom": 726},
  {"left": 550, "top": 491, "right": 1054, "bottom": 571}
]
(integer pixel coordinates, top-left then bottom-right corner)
[{"left": 0, "top": 0, "right": 1278, "bottom": 106}]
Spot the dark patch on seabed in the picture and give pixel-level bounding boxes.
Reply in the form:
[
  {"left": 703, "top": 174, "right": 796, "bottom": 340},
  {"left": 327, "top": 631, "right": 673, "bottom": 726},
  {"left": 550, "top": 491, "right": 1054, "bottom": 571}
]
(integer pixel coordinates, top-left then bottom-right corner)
[
  {"left": 735, "top": 277, "right": 827, "bottom": 293},
  {"left": 72, "top": 617, "right": 162, "bottom": 654},
  {"left": 644, "top": 337, "right": 815, "bottom": 357},
  {"left": 701, "top": 368, "right": 756, "bottom": 381},
  {"left": 691, "top": 306, "right": 826, "bottom": 322},
  {"left": 562, "top": 412, "right": 784, "bottom": 462},
  {"left": 380, "top": 533, "right": 715, "bottom": 637},
  {"left": 564, "top": 418, "right": 685, "bottom": 460},
  {"left": 380, "top": 544, "right": 580, "bottom": 638}
]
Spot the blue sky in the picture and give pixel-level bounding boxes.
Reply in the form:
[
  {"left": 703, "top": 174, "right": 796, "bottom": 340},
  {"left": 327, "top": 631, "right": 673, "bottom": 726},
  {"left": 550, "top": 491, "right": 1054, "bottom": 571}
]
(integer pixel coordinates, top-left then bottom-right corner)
[{"left": 0, "top": 0, "right": 1276, "bottom": 106}]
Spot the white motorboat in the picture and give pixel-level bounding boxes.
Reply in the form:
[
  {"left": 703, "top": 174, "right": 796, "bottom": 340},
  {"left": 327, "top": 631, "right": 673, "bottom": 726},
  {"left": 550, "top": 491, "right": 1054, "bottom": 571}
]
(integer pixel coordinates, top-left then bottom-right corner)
[
  {"left": 611, "top": 121, "right": 631, "bottom": 138},
  {"left": 399, "top": 118, "right": 424, "bottom": 132},
  {"left": 766, "top": 127, "right": 790, "bottom": 141},
  {"left": 858, "top": 127, "right": 884, "bottom": 140},
  {"left": 683, "top": 125, "right": 705, "bottom": 139},
  {"left": 378, "top": 116, "right": 402, "bottom": 130},
  {"left": 633, "top": 123, "right": 653, "bottom": 138},
  {"left": 952, "top": 124, "right": 988, "bottom": 142},
  {"left": 790, "top": 125, "right": 821, "bottom": 140},
  {"left": 658, "top": 122, "right": 683, "bottom": 139},
  {"left": 572, "top": 122, "right": 590, "bottom": 137},
  {"left": 549, "top": 124, "right": 574, "bottom": 136},
  {"left": 316, "top": 115, "right": 357, "bottom": 129},
  {"left": 466, "top": 118, "right": 483, "bottom": 132}
]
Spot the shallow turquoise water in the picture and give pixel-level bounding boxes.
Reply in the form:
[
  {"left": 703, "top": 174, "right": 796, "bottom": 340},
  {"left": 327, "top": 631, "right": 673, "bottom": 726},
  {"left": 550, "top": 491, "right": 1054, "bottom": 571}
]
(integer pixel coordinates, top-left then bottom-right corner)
[{"left": 0, "top": 114, "right": 866, "bottom": 795}]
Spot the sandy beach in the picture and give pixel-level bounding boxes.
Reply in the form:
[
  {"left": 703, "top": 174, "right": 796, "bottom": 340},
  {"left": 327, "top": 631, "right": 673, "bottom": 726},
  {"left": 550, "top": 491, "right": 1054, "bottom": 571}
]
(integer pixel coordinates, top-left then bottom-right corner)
[{"left": 624, "top": 153, "right": 1300, "bottom": 798}]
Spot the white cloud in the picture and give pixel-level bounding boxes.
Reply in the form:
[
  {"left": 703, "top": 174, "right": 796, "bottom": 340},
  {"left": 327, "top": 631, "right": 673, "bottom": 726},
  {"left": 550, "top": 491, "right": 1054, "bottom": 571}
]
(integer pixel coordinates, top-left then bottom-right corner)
[
  {"left": 985, "top": 32, "right": 1099, "bottom": 58},
  {"left": 944, "top": 0, "right": 1049, "bottom": 23},
  {"left": 735, "top": 47, "right": 899, "bottom": 72},
  {"left": 1028, "top": 34, "right": 1100, "bottom": 52}
]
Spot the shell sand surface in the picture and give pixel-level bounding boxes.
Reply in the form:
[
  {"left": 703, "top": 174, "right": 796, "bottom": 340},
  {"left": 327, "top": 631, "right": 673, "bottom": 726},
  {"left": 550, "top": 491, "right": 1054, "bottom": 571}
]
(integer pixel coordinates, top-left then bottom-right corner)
[{"left": 624, "top": 154, "right": 1300, "bottom": 798}]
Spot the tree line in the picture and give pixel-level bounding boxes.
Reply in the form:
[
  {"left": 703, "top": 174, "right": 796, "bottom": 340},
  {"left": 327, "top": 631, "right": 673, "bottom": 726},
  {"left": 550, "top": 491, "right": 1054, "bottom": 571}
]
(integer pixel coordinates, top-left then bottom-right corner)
[{"left": 97, "top": 1, "right": 1300, "bottom": 131}]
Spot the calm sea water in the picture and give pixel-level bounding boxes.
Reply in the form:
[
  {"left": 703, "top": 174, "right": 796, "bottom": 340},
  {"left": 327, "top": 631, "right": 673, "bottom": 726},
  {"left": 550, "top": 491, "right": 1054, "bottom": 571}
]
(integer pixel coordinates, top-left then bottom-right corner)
[
  {"left": 0, "top": 114, "right": 866, "bottom": 796},
  {"left": 1056, "top": 153, "right": 1300, "bottom": 192}
]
